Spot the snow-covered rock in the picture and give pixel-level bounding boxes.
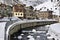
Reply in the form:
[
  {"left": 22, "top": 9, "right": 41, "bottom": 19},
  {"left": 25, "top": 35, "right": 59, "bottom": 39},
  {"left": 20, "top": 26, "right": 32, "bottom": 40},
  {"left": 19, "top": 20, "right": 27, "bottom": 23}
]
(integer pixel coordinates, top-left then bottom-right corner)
[
  {"left": 27, "top": 35, "right": 33, "bottom": 38},
  {"left": 32, "top": 29, "right": 36, "bottom": 33},
  {"left": 18, "top": 36, "right": 22, "bottom": 39},
  {"left": 27, "top": 35, "right": 35, "bottom": 40},
  {"left": 20, "top": 34, "right": 24, "bottom": 36}
]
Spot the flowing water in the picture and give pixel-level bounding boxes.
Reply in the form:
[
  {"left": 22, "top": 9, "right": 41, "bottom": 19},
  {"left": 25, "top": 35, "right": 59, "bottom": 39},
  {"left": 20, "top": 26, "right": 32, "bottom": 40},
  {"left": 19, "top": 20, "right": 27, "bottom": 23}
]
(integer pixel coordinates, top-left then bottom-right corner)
[{"left": 11, "top": 26, "right": 48, "bottom": 40}]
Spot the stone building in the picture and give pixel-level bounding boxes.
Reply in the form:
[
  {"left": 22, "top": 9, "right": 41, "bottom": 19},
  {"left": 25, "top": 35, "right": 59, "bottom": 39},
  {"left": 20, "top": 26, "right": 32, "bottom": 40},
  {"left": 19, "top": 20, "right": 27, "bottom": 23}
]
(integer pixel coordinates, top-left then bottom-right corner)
[
  {"left": 25, "top": 6, "right": 36, "bottom": 19},
  {"left": 53, "top": 15, "right": 60, "bottom": 22},
  {"left": 36, "top": 10, "right": 53, "bottom": 19}
]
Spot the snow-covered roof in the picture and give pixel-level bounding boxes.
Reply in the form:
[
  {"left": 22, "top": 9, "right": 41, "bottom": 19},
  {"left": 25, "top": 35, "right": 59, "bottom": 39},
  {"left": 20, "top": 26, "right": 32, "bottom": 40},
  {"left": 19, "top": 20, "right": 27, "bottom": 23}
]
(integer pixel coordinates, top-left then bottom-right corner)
[
  {"left": 50, "top": 23, "right": 60, "bottom": 34},
  {"left": 34, "top": 1, "right": 54, "bottom": 10},
  {"left": 34, "top": 1, "right": 60, "bottom": 16}
]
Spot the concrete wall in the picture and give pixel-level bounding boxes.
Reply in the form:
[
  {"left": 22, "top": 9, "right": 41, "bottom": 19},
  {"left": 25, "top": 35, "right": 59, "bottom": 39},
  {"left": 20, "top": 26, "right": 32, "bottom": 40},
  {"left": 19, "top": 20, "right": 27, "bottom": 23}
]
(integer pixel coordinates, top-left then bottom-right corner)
[{"left": 9, "top": 21, "right": 57, "bottom": 35}]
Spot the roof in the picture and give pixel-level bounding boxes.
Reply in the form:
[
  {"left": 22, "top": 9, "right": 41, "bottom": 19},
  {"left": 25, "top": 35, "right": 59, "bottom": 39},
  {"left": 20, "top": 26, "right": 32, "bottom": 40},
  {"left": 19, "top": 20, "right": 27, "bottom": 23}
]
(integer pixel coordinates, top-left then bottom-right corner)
[
  {"left": 50, "top": 23, "right": 60, "bottom": 34},
  {"left": 34, "top": 1, "right": 54, "bottom": 10}
]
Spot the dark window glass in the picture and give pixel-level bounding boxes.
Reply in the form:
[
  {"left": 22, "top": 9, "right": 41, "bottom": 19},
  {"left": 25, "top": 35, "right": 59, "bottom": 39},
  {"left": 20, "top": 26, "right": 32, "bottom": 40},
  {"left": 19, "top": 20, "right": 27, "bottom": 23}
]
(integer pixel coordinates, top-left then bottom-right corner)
[
  {"left": 57, "top": 0, "right": 59, "bottom": 1},
  {"left": 55, "top": 8, "right": 57, "bottom": 10},
  {"left": 16, "top": 13, "right": 17, "bottom": 15},
  {"left": 57, "top": 39, "right": 59, "bottom": 40},
  {"left": 52, "top": 38, "right": 55, "bottom": 40},
  {"left": 21, "top": 14, "right": 22, "bottom": 15},
  {"left": 51, "top": 8, "right": 52, "bottom": 10},
  {"left": 51, "top": 0, "right": 53, "bottom": 2},
  {"left": 40, "top": 8, "right": 42, "bottom": 10},
  {"left": 47, "top": 9, "right": 49, "bottom": 11},
  {"left": 44, "top": 7, "right": 46, "bottom": 9}
]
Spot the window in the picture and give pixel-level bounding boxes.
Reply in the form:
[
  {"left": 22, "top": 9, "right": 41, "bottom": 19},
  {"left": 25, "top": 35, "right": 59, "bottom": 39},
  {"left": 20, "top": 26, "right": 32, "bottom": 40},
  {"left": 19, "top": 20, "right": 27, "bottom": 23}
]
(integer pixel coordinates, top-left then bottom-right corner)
[
  {"left": 25, "top": 0, "right": 27, "bottom": 1},
  {"left": 51, "top": 0, "right": 53, "bottom": 2},
  {"left": 51, "top": 8, "right": 52, "bottom": 10},
  {"left": 21, "top": 13, "right": 22, "bottom": 15},
  {"left": 52, "top": 38, "right": 55, "bottom": 40},
  {"left": 57, "top": 0, "right": 59, "bottom": 1},
  {"left": 40, "top": 8, "right": 42, "bottom": 10},
  {"left": 59, "top": 16, "right": 60, "bottom": 17},
  {"left": 17, "top": 0, "right": 18, "bottom": 1},
  {"left": 57, "top": 39, "right": 59, "bottom": 40},
  {"left": 55, "top": 8, "right": 57, "bottom": 10},
  {"left": 55, "top": 34, "right": 58, "bottom": 37},
  {"left": 16, "top": 13, "right": 17, "bottom": 15},
  {"left": 47, "top": 9, "right": 49, "bottom": 11},
  {"left": 44, "top": 7, "right": 46, "bottom": 9}
]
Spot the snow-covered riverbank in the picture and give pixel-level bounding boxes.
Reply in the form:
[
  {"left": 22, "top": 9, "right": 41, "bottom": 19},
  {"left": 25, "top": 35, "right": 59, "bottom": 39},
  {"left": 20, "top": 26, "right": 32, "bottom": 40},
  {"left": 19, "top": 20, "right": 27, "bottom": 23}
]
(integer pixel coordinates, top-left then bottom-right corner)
[{"left": 48, "top": 23, "right": 60, "bottom": 40}]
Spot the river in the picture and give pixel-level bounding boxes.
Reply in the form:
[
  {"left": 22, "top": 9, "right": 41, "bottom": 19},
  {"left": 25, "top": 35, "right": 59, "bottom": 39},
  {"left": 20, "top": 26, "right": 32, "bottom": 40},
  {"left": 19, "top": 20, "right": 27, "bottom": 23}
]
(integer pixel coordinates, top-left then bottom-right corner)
[{"left": 11, "top": 25, "right": 49, "bottom": 40}]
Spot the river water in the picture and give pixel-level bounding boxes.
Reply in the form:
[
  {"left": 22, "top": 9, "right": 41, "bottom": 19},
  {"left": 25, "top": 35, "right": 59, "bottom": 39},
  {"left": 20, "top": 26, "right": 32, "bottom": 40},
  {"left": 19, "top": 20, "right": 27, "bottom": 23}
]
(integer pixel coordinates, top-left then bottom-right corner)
[{"left": 11, "top": 25, "right": 49, "bottom": 40}]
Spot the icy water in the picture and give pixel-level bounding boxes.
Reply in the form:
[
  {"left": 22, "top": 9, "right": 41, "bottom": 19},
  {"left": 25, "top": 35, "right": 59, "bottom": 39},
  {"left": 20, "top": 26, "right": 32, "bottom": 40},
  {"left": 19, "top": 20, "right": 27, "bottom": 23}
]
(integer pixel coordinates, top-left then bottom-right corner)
[{"left": 11, "top": 26, "right": 48, "bottom": 40}]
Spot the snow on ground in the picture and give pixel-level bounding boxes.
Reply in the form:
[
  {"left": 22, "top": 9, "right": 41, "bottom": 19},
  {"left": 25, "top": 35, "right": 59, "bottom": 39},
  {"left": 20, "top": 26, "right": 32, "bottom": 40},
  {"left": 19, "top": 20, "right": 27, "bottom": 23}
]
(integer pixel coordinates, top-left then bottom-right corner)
[
  {"left": 0, "top": 22, "right": 7, "bottom": 40},
  {"left": 49, "top": 23, "right": 60, "bottom": 34},
  {"left": 48, "top": 23, "right": 60, "bottom": 40}
]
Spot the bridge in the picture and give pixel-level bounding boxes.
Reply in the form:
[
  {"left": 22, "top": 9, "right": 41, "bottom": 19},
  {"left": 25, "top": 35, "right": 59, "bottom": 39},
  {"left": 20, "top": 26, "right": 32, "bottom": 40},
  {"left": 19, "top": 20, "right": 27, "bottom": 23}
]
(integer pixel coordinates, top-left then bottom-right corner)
[
  {"left": 6, "top": 19, "right": 58, "bottom": 40},
  {"left": 0, "top": 19, "right": 58, "bottom": 40}
]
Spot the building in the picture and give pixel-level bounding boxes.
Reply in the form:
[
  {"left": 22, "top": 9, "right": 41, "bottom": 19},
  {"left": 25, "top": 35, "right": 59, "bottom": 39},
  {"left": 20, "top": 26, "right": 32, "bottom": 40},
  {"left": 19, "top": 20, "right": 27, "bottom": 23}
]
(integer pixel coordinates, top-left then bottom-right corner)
[
  {"left": 13, "top": 5, "right": 37, "bottom": 19},
  {"left": 36, "top": 10, "right": 53, "bottom": 19},
  {"left": 34, "top": 0, "right": 60, "bottom": 22},
  {"left": 53, "top": 15, "right": 60, "bottom": 22},
  {"left": 34, "top": 0, "right": 59, "bottom": 15},
  {"left": 13, "top": 4, "right": 26, "bottom": 18},
  {"left": 25, "top": 6, "right": 36, "bottom": 19}
]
